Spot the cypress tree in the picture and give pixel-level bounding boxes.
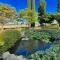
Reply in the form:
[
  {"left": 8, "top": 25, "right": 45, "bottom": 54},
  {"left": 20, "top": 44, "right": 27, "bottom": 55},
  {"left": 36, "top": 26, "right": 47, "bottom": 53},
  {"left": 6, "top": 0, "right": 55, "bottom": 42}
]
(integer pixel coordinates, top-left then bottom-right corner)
[
  {"left": 57, "top": 0, "right": 60, "bottom": 12},
  {"left": 38, "top": 0, "right": 46, "bottom": 25},
  {"left": 27, "top": 0, "right": 31, "bottom": 9}
]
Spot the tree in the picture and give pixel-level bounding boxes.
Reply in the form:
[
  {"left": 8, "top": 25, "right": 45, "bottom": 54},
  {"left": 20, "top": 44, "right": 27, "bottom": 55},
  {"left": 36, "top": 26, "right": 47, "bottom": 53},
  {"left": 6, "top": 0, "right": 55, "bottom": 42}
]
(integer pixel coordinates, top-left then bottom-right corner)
[
  {"left": 57, "top": 0, "right": 60, "bottom": 12},
  {"left": 19, "top": 9, "right": 37, "bottom": 27},
  {"left": 0, "top": 3, "right": 17, "bottom": 19},
  {"left": 27, "top": 0, "right": 35, "bottom": 11},
  {"left": 38, "top": 0, "right": 46, "bottom": 26},
  {"left": 56, "top": 13, "right": 60, "bottom": 26},
  {"left": 45, "top": 14, "right": 55, "bottom": 24},
  {"left": 27, "top": 0, "right": 31, "bottom": 9},
  {"left": 0, "top": 3, "right": 18, "bottom": 29}
]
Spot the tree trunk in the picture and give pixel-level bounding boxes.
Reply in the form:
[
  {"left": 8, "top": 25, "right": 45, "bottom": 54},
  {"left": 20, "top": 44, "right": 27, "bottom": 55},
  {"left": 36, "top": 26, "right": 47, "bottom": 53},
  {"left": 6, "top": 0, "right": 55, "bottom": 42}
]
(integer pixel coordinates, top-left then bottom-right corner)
[
  {"left": 31, "top": 22, "right": 35, "bottom": 27},
  {"left": 59, "top": 23, "right": 60, "bottom": 27}
]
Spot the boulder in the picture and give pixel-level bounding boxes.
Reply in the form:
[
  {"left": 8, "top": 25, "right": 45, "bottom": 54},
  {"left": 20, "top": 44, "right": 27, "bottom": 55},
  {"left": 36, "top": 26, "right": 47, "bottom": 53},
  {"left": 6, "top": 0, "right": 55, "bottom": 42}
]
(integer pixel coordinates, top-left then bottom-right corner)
[
  {"left": 6, "top": 54, "right": 17, "bottom": 60},
  {"left": 2, "top": 51, "right": 10, "bottom": 59}
]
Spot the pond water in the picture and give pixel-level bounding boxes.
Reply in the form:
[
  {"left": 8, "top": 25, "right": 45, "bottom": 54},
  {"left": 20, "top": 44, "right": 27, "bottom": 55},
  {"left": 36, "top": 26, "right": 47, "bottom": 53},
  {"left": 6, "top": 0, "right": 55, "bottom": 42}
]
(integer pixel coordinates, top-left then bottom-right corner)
[{"left": 15, "top": 40, "right": 52, "bottom": 56}]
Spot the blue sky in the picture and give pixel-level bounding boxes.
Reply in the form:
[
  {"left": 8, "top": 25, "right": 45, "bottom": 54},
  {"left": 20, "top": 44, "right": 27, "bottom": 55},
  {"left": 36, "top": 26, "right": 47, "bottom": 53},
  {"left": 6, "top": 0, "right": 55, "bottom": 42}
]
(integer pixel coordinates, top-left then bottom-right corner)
[{"left": 0, "top": 0, "right": 58, "bottom": 13}]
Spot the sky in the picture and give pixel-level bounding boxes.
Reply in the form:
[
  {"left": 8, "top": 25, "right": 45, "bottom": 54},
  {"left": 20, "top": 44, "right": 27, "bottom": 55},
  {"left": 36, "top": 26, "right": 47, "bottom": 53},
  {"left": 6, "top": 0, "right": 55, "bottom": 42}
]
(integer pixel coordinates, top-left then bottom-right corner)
[{"left": 0, "top": 0, "right": 58, "bottom": 13}]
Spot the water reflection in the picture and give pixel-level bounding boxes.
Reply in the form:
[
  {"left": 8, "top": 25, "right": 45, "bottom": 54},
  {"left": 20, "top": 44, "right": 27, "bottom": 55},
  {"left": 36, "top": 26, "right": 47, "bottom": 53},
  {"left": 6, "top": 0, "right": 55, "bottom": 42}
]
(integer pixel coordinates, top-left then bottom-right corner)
[{"left": 16, "top": 40, "right": 52, "bottom": 56}]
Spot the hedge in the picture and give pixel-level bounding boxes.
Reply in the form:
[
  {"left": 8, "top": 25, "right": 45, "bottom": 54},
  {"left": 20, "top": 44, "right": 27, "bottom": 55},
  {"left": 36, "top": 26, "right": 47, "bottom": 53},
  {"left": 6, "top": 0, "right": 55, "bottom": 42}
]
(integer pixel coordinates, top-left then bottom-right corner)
[{"left": 0, "top": 29, "right": 21, "bottom": 55}]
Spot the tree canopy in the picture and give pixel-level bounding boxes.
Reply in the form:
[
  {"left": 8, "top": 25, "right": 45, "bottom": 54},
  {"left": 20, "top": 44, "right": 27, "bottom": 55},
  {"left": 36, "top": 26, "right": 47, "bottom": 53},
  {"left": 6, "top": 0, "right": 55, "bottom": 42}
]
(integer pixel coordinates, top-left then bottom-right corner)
[
  {"left": 19, "top": 9, "right": 37, "bottom": 24},
  {"left": 0, "top": 3, "right": 18, "bottom": 19}
]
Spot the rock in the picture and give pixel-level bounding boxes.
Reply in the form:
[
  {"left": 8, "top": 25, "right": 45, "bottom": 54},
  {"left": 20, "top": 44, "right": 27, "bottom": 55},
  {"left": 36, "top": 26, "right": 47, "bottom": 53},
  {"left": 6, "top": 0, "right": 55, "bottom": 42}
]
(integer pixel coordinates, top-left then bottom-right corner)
[
  {"left": 2, "top": 51, "right": 10, "bottom": 59},
  {"left": 2, "top": 52, "right": 17, "bottom": 60},
  {"left": 17, "top": 55, "right": 28, "bottom": 60},
  {"left": 2, "top": 52, "right": 29, "bottom": 60},
  {"left": 22, "top": 38, "right": 29, "bottom": 41},
  {"left": 17, "top": 55, "right": 23, "bottom": 60},
  {"left": 6, "top": 54, "right": 17, "bottom": 60}
]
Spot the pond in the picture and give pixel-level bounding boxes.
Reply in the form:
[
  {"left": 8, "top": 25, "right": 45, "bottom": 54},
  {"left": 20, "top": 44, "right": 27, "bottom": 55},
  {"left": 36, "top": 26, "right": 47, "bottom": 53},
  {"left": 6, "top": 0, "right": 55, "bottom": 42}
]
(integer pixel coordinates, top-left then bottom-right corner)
[{"left": 15, "top": 40, "right": 52, "bottom": 56}]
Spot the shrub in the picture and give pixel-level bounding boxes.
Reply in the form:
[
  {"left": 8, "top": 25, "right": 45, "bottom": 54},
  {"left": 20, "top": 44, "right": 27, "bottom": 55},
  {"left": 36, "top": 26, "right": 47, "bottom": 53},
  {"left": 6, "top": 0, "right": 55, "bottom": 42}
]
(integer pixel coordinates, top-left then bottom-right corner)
[
  {"left": 0, "top": 29, "right": 21, "bottom": 55},
  {"left": 29, "top": 50, "right": 57, "bottom": 60},
  {"left": 25, "top": 29, "right": 51, "bottom": 43},
  {"left": 40, "top": 29, "right": 60, "bottom": 41}
]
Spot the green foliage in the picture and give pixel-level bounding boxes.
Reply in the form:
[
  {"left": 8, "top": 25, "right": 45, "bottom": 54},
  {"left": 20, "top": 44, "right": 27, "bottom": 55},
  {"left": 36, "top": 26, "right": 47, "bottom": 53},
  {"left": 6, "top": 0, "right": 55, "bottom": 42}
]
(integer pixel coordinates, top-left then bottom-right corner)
[
  {"left": 19, "top": 9, "right": 37, "bottom": 24},
  {"left": 57, "top": 0, "right": 60, "bottom": 12},
  {"left": 0, "top": 3, "right": 17, "bottom": 19},
  {"left": 55, "top": 13, "right": 60, "bottom": 24},
  {"left": 25, "top": 29, "right": 50, "bottom": 42},
  {"left": 46, "top": 30, "right": 60, "bottom": 40},
  {"left": 0, "top": 29, "right": 21, "bottom": 55},
  {"left": 29, "top": 50, "right": 57, "bottom": 60},
  {"left": 45, "top": 14, "right": 55, "bottom": 23},
  {"left": 38, "top": 0, "right": 46, "bottom": 16},
  {"left": 40, "top": 29, "right": 60, "bottom": 40},
  {"left": 38, "top": 0, "right": 46, "bottom": 25}
]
